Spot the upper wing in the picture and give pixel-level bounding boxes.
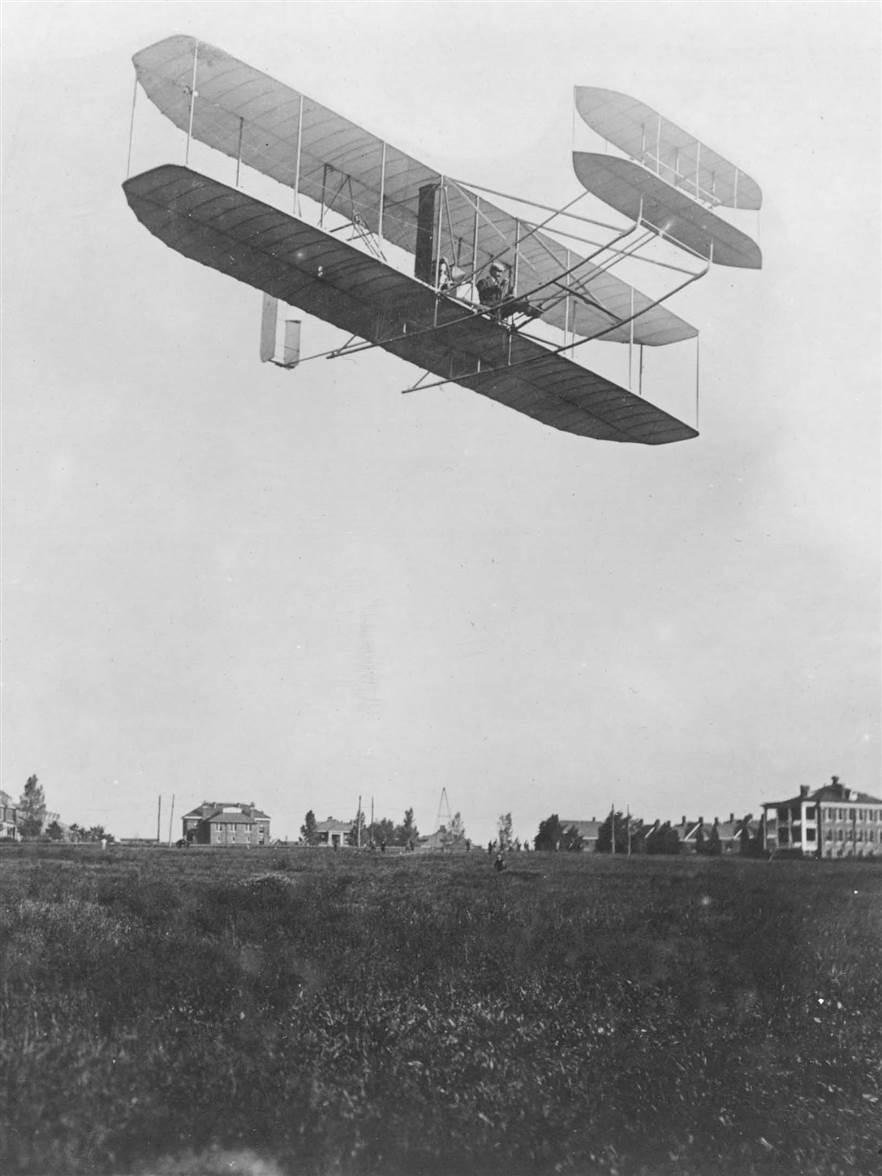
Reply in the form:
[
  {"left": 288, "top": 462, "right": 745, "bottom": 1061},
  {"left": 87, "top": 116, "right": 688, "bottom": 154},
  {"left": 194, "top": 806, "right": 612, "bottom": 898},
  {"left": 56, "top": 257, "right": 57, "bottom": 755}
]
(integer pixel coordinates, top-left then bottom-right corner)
[{"left": 575, "top": 86, "right": 762, "bottom": 211}]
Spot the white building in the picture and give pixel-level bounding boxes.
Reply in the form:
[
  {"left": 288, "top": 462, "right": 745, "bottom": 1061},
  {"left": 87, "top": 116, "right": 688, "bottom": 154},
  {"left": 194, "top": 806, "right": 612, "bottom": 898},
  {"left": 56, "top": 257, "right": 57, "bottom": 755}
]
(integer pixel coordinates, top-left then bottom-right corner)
[{"left": 763, "top": 776, "right": 882, "bottom": 859}]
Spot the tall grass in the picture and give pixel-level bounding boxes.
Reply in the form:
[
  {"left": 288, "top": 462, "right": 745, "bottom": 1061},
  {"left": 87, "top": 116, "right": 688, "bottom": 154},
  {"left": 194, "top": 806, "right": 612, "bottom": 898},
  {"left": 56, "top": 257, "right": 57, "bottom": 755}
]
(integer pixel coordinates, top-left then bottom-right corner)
[{"left": 1, "top": 846, "right": 880, "bottom": 1175}]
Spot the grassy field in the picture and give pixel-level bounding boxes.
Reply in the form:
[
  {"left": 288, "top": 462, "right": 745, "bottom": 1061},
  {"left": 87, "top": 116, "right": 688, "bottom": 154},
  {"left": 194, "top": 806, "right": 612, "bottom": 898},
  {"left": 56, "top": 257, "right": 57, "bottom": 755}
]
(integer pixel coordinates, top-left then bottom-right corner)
[{"left": 1, "top": 844, "right": 880, "bottom": 1176}]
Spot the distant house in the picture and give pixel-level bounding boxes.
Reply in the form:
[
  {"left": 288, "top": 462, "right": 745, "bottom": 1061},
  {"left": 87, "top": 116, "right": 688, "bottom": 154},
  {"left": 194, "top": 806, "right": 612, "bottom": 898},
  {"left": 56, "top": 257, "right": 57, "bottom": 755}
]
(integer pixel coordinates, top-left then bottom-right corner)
[
  {"left": 314, "top": 818, "right": 354, "bottom": 848},
  {"left": 181, "top": 802, "right": 270, "bottom": 847},
  {"left": 671, "top": 814, "right": 758, "bottom": 854},
  {"left": 763, "top": 776, "right": 882, "bottom": 859},
  {"left": 0, "top": 790, "right": 18, "bottom": 840}
]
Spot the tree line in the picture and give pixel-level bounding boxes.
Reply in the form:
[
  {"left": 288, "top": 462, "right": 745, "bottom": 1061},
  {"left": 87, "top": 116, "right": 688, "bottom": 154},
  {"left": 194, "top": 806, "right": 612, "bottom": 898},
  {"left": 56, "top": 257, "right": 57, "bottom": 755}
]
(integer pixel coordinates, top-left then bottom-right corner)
[{"left": 534, "top": 811, "right": 764, "bottom": 855}]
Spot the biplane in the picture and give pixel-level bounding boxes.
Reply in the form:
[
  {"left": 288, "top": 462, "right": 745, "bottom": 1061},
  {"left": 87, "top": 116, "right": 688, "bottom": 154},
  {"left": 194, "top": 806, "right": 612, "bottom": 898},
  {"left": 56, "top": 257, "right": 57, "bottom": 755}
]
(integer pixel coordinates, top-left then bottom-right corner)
[
  {"left": 573, "top": 87, "right": 762, "bottom": 269},
  {"left": 123, "top": 37, "right": 728, "bottom": 445}
]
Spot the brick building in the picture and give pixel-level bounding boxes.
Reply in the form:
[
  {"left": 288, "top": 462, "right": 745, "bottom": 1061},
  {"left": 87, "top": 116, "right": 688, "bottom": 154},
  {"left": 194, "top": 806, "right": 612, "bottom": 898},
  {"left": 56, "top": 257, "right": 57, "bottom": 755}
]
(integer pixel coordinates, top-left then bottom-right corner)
[{"left": 181, "top": 802, "right": 270, "bottom": 846}]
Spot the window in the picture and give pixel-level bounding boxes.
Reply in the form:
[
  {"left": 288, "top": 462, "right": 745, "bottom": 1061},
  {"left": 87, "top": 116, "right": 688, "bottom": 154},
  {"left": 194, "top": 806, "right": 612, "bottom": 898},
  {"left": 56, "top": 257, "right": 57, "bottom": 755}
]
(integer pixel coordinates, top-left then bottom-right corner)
[
  {"left": 778, "top": 807, "right": 788, "bottom": 823},
  {"left": 779, "top": 828, "right": 789, "bottom": 844},
  {"left": 838, "top": 808, "right": 845, "bottom": 820},
  {"left": 805, "top": 806, "right": 815, "bottom": 820},
  {"left": 825, "top": 829, "right": 833, "bottom": 841},
  {"left": 858, "top": 809, "right": 865, "bottom": 821},
  {"left": 837, "top": 830, "right": 844, "bottom": 841},
  {"left": 870, "top": 830, "right": 876, "bottom": 843},
  {"left": 805, "top": 828, "right": 816, "bottom": 842}
]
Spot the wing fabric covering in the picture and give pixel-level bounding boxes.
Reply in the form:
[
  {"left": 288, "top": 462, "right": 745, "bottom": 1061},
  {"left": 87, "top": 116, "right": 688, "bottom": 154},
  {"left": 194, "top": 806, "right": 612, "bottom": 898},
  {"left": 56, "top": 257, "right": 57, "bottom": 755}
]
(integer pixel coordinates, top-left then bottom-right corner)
[
  {"left": 573, "top": 154, "right": 762, "bottom": 270},
  {"left": 574, "top": 86, "right": 762, "bottom": 211},
  {"left": 123, "top": 165, "right": 697, "bottom": 445},
  {"left": 133, "top": 35, "right": 696, "bottom": 348}
]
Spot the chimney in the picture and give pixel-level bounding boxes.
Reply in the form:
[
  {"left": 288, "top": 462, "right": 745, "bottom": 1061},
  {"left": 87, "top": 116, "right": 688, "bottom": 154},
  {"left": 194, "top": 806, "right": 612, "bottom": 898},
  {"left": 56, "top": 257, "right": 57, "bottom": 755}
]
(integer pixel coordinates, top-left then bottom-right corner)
[
  {"left": 800, "top": 785, "right": 810, "bottom": 798},
  {"left": 681, "top": 815, "right": 686, "bottom": 826},
  {"left": 831, "top": 775, "right": 839, "bottom": 785},
  {"left": 729, "top": 812, "right": 735, "bottom": 824}
]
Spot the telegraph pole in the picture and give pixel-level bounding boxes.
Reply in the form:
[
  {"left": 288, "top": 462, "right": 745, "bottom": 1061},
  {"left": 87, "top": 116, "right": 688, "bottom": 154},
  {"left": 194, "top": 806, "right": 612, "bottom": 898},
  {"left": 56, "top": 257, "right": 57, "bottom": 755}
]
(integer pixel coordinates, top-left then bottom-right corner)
[{"left": 156, "top": 795, "right": 162, "bottom": 844}]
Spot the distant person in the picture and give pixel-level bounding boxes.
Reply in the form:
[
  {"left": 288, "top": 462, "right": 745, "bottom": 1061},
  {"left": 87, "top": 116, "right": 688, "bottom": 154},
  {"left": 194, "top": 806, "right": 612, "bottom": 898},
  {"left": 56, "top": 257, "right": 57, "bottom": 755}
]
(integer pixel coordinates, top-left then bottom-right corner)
[
  {"left": 494, "top": 852, "right": 506, "bottom": 872},
  {"left": 380, "top": 839, "right": 387, "bottom": 854}
]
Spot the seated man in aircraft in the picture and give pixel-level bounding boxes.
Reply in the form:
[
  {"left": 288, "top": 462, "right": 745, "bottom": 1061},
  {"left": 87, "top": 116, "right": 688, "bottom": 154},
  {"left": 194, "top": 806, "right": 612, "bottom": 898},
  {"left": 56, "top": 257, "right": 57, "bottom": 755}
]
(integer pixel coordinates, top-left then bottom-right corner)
[
  {"left": 476, "top": 261, "right": 510, "bottom": 308},
  {"left": 477, "top": 262, "right": 542, "bottom": 322}
]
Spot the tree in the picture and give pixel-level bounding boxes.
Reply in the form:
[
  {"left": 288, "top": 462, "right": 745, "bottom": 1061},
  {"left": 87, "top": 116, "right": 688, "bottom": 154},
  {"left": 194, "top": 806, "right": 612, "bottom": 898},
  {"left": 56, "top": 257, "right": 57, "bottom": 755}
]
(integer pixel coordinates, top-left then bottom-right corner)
[
  {"left": 347, "top": 810, "right": 366, "bottom": 847},
  {"left": 300, "top": 810, "right": 318, "bottom": 846},
  {"left": 561, "top": 824, "right": 585, "bottom": 852},
  {"left": 739, "top": 819, "right": 752, "bottom": 856},
  {"left": 707, "top": 820, "right": 722, "bottom": 857},
  {"left": 449, "top": 812, "right": 466, "bottom": 843},
  {"left": 368, "top": 817, "right": 395, "bottom": 848},
  {"left": 596, "top": 811, "right": 630, "bottom": 854},
  {"left": 497, "top": 812, "right": 513, "bottom": 851},
  {"left": 17, "top": 775, "right": 46, "bottom": 839},
  {"left": 45, "top": 819, "right": 65, "bottom": 841},
  {"left": 534, "top": 814, "right": 564, "bottom": 852},
  {"left": 651, "top": 821, "right": 682, "bottom": 855},
  {"left": 86, "top": 825, "right": 113, "bottom": 843},
  {"left": 694, "top": 822, "right": 706, "bottom": 855},
  {"left": 394, "top": 808, "right": 418, "bottom": 846}
]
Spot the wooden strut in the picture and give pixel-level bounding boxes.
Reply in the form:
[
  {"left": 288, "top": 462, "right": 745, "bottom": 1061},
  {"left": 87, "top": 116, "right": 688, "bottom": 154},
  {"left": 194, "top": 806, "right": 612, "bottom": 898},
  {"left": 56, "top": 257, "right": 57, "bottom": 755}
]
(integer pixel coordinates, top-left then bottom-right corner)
[
  {"left": 185, "top": 42, "right": 198, "bottom": 166},
  {"left": 126, "top": 75, "right": 138, "bottom": 178}
]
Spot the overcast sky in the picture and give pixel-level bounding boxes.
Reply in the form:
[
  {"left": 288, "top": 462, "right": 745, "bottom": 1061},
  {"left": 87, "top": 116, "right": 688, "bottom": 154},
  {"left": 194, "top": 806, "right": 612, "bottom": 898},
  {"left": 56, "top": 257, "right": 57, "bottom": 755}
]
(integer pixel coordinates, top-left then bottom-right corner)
[{"left": 2, "top": 2, "right": 879, "bottom": 844}]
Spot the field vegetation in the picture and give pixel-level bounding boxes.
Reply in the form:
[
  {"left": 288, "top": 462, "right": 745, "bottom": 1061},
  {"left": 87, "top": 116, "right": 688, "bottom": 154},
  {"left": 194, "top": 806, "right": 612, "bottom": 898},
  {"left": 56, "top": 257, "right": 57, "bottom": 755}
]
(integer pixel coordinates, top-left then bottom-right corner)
[{"left": 1, "top": 844, "right": 880, "bottom": 1175}]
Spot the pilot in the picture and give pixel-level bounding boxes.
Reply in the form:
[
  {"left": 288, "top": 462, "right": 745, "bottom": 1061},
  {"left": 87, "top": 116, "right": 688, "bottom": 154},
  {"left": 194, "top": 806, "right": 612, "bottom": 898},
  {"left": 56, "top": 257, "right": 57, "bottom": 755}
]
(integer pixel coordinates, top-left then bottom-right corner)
[{"left": 476, "top": 261, "right": 510, "bottom": 309}]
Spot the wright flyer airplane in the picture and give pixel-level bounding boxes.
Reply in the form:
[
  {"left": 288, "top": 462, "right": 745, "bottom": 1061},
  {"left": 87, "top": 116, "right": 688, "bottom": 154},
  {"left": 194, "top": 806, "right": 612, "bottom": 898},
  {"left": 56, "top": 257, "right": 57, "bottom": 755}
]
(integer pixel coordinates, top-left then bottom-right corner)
[{"left": 123, "top": 37, "right": 762, "bottom": 446}]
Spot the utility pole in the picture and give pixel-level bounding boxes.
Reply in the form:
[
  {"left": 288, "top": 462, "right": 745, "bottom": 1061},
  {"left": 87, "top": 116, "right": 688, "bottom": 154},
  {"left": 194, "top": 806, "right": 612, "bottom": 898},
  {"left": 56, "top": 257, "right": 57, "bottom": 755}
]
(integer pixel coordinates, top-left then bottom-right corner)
[
  {"left": 167, "top": 794, "right": 175, "bottom": 846},
  {"left": 357, "top": 794, "right": 362, "bottom": 848},
  {"left": 156, "top": 795, "right": 162, "bottom": 844},
  {"left": 610, "top": 803, "right": 615, "bottom": 855},
  {"left": 627, "top": 804, "right": 632, "bottom": 858}
]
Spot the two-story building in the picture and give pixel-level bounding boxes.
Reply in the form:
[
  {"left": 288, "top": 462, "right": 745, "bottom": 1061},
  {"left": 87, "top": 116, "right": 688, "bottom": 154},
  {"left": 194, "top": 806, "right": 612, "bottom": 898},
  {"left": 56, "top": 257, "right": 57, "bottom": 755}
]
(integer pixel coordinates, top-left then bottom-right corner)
[
  {"left": 181, "top": 802, "right": 271, "bottom": 846},
  {"left": 763, "top": 776, "right": 882, "bottom": 859}
]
